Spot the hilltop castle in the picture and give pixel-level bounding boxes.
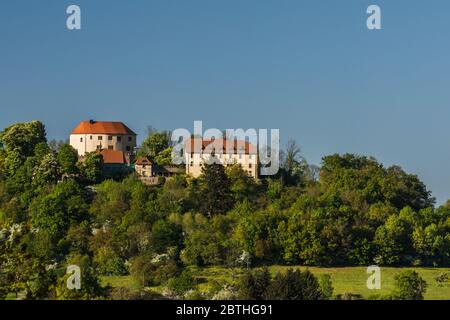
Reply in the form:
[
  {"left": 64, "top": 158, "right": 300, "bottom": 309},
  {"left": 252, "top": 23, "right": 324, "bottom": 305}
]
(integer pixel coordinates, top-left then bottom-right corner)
[{"left": 69, "top": 120, "right": 258, "bottom": 182}]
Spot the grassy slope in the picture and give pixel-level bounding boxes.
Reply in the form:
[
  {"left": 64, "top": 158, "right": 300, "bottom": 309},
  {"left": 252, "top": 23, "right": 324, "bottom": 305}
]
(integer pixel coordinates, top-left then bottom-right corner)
[
  {"left": 268, "top": 266, "right": 450, "bottom": 300},
  {"left": 102, "top": 266, "right": 450, "bottom": 300}
]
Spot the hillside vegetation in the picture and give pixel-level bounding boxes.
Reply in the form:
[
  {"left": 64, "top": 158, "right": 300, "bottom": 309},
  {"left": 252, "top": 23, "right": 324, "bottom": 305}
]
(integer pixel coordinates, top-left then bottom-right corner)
[{"left": 1, "top": 121, "right": 449, "bottom": 300}]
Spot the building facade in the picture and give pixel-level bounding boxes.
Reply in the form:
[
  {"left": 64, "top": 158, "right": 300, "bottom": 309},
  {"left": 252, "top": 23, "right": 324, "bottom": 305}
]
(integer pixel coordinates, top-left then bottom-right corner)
[
  {"left": 135, "top": 157, "right": 154, "bottom": 178},
  {"left": 184, "top": 138, "right": 259, "bottom": 179},
  {"left": 70, "top": 120, "right": 137, "bottom": 156},
  {"left": 135, "top": 156, "right": 184, "bottom": 185}
]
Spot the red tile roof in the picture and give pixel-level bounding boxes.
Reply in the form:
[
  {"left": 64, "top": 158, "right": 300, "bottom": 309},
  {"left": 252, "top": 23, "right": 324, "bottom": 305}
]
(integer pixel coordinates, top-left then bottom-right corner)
[
  {"left": 135, "top": 156, "right": 153, "bottom": 165},
  {"left": 71, "top": 121, "right": 136, "bottom": 135},
  {"left": 185, "top": 138, "right": 257, "bottom": 154},
  {"left": 97, "top": 149, "right": 127, "bottom": 164}
]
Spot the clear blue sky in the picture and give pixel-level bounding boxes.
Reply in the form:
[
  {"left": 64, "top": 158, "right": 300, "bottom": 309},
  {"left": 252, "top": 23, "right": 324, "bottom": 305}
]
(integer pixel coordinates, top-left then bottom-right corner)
[{"left": 1, "top": 1, "right": 450, "bottom": 204}]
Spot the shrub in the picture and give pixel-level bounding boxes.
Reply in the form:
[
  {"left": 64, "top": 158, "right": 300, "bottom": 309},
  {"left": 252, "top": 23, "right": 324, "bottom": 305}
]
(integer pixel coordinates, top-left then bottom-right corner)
[
  {"left": 167, "top": 271, "right": 195, "bottom": 296},
  {"left": 318, "top": 274, "right": 334, "bottom": 300},
  {"left": 392, "top": 270, "right": 427, "bottom": 300},
  {"left": 435, "top": 272, "right": 449, "bottom": 287},
  {"left": 265, "top": 269, "right": 325, "bottom": 300},
  {"left": 238, "top": 267, "right": 271, "bottom": 300}
]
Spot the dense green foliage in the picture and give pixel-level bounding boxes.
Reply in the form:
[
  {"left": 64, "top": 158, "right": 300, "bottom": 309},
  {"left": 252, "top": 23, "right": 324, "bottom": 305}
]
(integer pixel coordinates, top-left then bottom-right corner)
[
  {"left": 1, "top": 121, "right": 449, "bottom": 300},
  {"left": 391, "top": 270, "right": 427, "bottom": 300},
  {"left": 137, "top": 129, "right": 173, "bottom": 166},
  {"left": 237, "top": 267, "right": 326, "bottom": 300}
]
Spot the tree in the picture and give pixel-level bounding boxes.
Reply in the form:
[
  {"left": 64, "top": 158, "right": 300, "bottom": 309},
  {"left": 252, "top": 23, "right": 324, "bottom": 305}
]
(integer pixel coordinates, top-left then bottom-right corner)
[
  {"left": 140, "top": 130, "right": 171, "bottom": 158},
  {"left": 154, "top": 147, "right": 173, "bottom": 166},
  {"left": 78, "top": 152, "right": 103, "bottom": 184},
  {"left": 151, "top": 219, "right": 182, "bottom": 253},
  {"left": 226, "top": 164, "right": 258, "bottom": 202},
  {"left": 385, "top": 166, "right": 435, "bottom": 211},
  {"left": 280, "top": 139, "right": 308, "bottom": 186},
  {"left": 58, "top": 144, "right": 79, "bottom": 175},
  {"left": 167, "top": 270, "right": 195, "bottom": 296},
  {"left": 265, "top": 269, "right": 325, "bottom": 300},
  {"left": 33, "top": 142, "right": 51, "bottom": 161},
  {"left": 129, "top": 252, "right": 178, "bottom": 287},
  {"left": 0, "top": 121, "right": 46, "bottom": 156},
  {"left": 32, "top": 153, "right": 61, "bottom": 187},
  {"left": 56, "top": 254, "right": 105, "bottom": 300},
  {"left": 374, "top": 213, "right": 411, "bottom": 265},
  {"left": 181, "top": 215, "right": 232, "bottom": 266},
  {"left": 3, "top": 149, "right": 24, "bottom": 176},
  {"left": 267, "top": 179, "right": 282, "bottom": 200},
  {"left": 30, "top": 180, "right": 88, "bottom": 242},
  {"left": 391, "top": 270, "right": 427, "bottom": 300},
  {"left": 318, "top": 274, "right": 334, "bottom": 300},
  {"left": 199, "top": 164, "right": 233, "bottom": 216},
  {"left": 238, "top": 267, "right": 271, "bottom": 300},
  {"left": 158, "top": 174, "right": 189, "bottom": 214}
]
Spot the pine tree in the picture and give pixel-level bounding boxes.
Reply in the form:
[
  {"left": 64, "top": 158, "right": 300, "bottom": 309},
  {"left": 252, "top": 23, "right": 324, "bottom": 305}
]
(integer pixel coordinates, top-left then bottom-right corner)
[{"left": 199, "top": 163, "right": 233, "bottom": 216}]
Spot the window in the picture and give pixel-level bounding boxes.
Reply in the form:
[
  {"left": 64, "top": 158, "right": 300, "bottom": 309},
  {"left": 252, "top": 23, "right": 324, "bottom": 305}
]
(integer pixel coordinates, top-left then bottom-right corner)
[
  {"left": 249, "top": 163, "right": 252, "bottom": 168},
  {"left": 117, "top": 136, "right": 122, "bottom": 142},
  {"left": 128, "top": 136, "right": 132, "bottom": 142},
  {"left": 98, "top": 136, "right": 103, "bottom": 140},
  {"left": 108, "top": 136, "right": 113, "bottom": 141},
  {"left": 96, "top": 145, "right": 101, "bottom": 150},
  {"left": 190, "top": 162, "right": 193, "bottom": 167},
  {"left": 108, "top": 146, "right": 113, "bottom": 150},
  {"left": 90, "top": 136, "right": 93, "bottom": 140},
  {"left": 80, "top": 137, "right": 83, "bottom": 142},
  {"left": 126, "top": 146, "right": 131, "bottom": 151}
]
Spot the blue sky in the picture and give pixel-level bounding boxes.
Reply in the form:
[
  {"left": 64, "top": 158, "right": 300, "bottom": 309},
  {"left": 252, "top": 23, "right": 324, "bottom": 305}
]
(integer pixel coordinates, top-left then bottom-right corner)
[{"left": 1, "top": 1, "right": 450, "bottom": 204}]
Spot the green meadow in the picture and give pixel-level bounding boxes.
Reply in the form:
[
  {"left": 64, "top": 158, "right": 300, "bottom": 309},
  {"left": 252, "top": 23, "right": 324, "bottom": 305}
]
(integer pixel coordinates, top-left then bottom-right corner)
[{"left": 102, "top": 266, "right": 450, "bottom": 300}]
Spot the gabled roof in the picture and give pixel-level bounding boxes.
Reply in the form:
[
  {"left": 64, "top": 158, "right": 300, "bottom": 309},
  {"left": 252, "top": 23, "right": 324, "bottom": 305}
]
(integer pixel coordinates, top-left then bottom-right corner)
[
  {"left": 185, "top": 138, "right": 257, "bottom": 154},
  {"left": 71, "top": 121, "right": 136, "bottom": 135},
  {"left": 135, "top": 156, "right": 153, "bottom": 165},
  {"left": 97, "top": 149, "right": 127, "bottom": 164}
]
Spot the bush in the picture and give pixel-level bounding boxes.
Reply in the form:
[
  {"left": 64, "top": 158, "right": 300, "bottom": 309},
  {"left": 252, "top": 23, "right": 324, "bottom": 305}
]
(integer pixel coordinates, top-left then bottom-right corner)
[
  {"left": 238, "top": 267, "right": 271, "bottom": 300},
  {"left": 435, "top": 272, "right": 449, "bottom": 287},
  {"left": 94, "top": 247, "right": 127, "bottom": 276},
  {"left": 265, "top": 269, "right": 325, "bottom": 300},
  {"left": 129, "top": 253, "right": 179, "bottom": 287},
  {"left": 167, "top": 271, "right": 195, "bottom": 296},
  {"left": 318, "top": 274, "right": 334, "bottom": 300},
  {"left": 391, "top": 270, "right": 427, "bottom": 300}
]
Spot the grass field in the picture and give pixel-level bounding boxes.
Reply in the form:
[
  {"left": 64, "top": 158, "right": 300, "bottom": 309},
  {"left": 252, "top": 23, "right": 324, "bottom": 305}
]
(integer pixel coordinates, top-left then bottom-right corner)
[{"left": 101, "top": 266, "right": 450, "bottom": 300}]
